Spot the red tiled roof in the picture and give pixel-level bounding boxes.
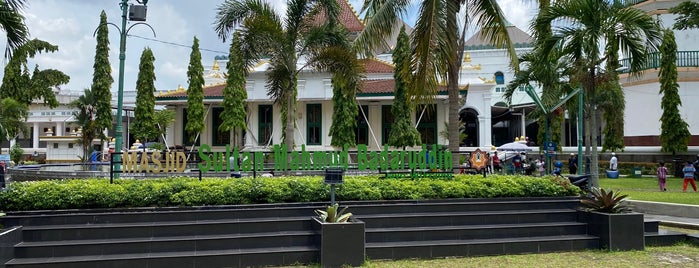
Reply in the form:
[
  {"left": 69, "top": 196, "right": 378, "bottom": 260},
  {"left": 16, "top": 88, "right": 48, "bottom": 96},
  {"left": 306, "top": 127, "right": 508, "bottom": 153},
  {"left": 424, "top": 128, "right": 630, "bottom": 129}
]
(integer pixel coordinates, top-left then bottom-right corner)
[
  {"left": 337, "top": 0, "right": 364, "bottom": 32},
  {"left": 360, "top": 58, "right": 394, "bottom": 73},
  {"left": 308, "top": 0, "right": 364, "bottom": 32},
  {"left": 361, "top": 79, "right": 395, "bottom": 94}
]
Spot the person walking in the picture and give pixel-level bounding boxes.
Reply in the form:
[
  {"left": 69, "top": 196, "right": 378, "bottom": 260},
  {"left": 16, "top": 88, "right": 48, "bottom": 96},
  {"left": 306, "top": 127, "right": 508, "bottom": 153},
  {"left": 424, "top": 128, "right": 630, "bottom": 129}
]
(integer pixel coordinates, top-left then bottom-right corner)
[
  {"left": 512, "top": 152, "right": 523, "bottom": 174},
  {"left": 682, "top": 161, "right": 697, "bottom": 192},
  {"left": 492, "top": 152, "right": 500, "bottom": 173},
  {"left": 609, "top": 153, "right": 618, "bottom": 171},
  {"left": 657, "top": 161, "right": 668, "bottom": 191},
  {"left": 568, "top": 153, "right": 578, "bottom": 174},
  {"left": 536, "top": 156, "right": 545, "bottom": 177}
]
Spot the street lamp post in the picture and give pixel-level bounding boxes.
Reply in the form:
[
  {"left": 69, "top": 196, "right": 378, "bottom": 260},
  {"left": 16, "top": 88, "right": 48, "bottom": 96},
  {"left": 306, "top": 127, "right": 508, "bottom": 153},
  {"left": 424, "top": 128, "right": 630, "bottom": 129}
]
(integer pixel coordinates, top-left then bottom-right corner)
[{"left": 112, "top": 0, "right": 152, "bottom": 178}]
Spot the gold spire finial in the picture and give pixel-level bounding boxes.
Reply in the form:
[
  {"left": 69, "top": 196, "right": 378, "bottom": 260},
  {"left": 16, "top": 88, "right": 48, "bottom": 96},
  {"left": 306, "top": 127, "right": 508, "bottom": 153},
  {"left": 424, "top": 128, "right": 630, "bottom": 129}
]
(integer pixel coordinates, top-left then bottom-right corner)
[
  {"left": 463, "top": 52, "right": 471, "bottom": 63},
  {"left": 212, "top": 60, "right": 220, "bottom": 71}
]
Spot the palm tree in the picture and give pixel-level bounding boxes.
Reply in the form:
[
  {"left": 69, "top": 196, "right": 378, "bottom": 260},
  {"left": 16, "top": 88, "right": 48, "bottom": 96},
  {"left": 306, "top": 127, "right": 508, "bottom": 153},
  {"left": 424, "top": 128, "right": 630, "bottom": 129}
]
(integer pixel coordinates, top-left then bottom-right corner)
[
  {"left": 0, "top": 0, "right": 29, "bottom": 58},
  {"left": 71, "top": 89, "right": 102, "bottom": 163},
  {"left": 355, "top": 0, "right": 517, "bottom": 168},
  {"left": 534, "top": 0, "right": 662, "bottom": 187},
  {"left": 505, "top": 45, "right": 574, "bottom": 156},
  {"left": 214, "top": 0, "right": 360, "bottom": 154}
]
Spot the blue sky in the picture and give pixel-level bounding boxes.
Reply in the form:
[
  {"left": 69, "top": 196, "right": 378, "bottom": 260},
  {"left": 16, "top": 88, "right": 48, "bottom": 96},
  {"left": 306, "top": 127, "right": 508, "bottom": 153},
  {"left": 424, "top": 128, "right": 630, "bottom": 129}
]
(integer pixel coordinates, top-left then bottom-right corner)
[{"left": 0, "top": 0, "right": 536, "bottom": 95}]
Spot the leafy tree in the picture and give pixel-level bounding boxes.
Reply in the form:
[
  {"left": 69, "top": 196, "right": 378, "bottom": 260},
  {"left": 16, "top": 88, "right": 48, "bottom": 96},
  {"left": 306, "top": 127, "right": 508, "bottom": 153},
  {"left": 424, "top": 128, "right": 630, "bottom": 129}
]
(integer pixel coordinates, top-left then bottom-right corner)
[
  {"left": 185, "top": 36, "right": 205, "bottom": 144},
  {"left": 387, "top": 26, "right": 420, "bottom": 148},
  {"left": 0, "top": 98, "right": 28, "bottom": 145},
  {"left": 70, "top": 89, "right": 101, "bottom": 162},
  {"left": 215, "top": 0, "right": 358, "bottom": 153},
  {"left": 0, "top": 39, "right": 69, "bottom": 107},
  {"left": 9, "top": 142, "right": 22, "bottom": 164},
  {"left": 658, "top": 29, "right": 690, "bottom": 154},
  {"left": 220, "top": 32, "right": 247, "bottom": 146},
  {"left": 91, "top": 11, "right": 114, "bottom": 138},
  {"left": 0, "top": 0, "right": 29, "bottom": 58},
  {"left": 534, "top": 0, "right": 662, "bottom": 187},
  {"left": 131, "top": 47, "right": 158, "bottom": 143},
  {"left": 670, "top": 1, "right": 699, "bottom": 30},
  {"left": 355, "top": 0, "right": 517, "bottom": 168},
  {"left": 154, "top": 109, "right": 175, "bottom": 143}
]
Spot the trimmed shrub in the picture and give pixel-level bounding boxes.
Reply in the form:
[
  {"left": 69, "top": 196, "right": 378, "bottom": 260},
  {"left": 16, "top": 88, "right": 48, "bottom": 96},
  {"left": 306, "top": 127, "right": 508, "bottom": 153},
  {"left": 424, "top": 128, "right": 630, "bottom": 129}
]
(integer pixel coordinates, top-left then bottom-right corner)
[{"left": 0, "top": 175, "right": 580, "bottom": 211}]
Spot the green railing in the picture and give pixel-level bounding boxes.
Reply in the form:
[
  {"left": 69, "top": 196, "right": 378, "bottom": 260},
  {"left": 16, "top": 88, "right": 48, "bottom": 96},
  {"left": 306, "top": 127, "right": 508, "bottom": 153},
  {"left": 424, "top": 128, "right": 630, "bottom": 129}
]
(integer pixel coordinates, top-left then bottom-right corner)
[{"left": 618, "top": 51, "right": 699, "bottom": 73}]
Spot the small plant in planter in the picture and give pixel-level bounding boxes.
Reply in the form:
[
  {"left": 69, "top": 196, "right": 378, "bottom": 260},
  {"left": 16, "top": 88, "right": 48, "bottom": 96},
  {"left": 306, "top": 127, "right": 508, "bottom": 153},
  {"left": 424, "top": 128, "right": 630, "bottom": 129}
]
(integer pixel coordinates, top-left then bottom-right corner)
[
  {"left": 580, "top": 187, "right": 644, "bottom": 251},
  {"left": 580, "top": 187, "right": 631, "bottom": 213},
  {"left": 313, "top": 203, "right": 365, "bottom": 268},
  {"left": 314, "top": 203, "right": 353, "bottom": 223}
]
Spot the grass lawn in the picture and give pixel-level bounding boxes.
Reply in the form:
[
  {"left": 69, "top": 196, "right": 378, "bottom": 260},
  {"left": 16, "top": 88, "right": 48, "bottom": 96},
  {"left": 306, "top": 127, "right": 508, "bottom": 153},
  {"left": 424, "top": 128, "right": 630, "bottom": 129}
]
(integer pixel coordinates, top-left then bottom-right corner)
[
  {"left": 283, "top": 243, "right": 699, "bottom": 267},
  {"left": 599, "top": 177, "right": 699, "bottom": 205}
]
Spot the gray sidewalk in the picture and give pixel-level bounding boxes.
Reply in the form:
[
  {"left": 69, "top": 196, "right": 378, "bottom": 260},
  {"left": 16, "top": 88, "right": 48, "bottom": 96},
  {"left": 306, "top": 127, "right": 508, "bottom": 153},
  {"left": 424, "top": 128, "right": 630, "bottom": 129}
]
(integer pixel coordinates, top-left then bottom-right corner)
[{"left": 626, "top": 200, "right": 699, "bottom": 230}]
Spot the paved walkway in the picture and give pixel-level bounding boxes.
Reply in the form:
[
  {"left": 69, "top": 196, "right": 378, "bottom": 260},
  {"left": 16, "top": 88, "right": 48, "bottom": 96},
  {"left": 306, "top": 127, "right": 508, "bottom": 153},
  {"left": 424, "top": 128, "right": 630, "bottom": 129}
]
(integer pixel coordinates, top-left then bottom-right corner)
[{"left": 627, "top": 200, "right": 699, "bottom": 231}]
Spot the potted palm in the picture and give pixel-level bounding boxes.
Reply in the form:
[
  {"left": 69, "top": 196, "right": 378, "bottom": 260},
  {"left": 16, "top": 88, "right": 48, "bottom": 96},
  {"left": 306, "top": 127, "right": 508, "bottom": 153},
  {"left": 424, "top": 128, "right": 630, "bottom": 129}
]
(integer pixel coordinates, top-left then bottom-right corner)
[
  {"left": 580, "top": 188, "right": 644, "bottom": 251},
  {"left": 313, "top": 203, "right": 365, "bottom": 268}
]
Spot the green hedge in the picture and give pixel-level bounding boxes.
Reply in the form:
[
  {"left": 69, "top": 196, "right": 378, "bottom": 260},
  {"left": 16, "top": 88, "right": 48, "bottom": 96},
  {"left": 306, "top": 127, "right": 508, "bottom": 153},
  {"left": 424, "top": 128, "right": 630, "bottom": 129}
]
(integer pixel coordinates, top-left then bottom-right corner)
[{"left": 0, "top": 175, "right": 580, "bottom": 211}]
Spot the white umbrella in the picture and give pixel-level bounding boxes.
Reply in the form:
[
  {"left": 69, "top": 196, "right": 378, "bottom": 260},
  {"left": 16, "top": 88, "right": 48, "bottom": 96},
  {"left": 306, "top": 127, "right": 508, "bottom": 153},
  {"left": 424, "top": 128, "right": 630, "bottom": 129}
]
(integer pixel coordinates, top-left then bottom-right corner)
[
  {"left": 496, "top": 142, "right": 532, "bottom": 174},
  {"left": 497, "top": 142, "right": 533, "bottom": 152}
]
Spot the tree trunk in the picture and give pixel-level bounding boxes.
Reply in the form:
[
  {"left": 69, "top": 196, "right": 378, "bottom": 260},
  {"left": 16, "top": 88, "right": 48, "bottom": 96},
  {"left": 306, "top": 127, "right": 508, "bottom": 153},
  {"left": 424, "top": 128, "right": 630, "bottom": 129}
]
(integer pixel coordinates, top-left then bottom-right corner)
[
  {"left": 447, "top": 63, "right": 461, "bottom": 171},
  {"left": 285, "top": 90, "right": 295, "bottom": 176},
  {"left": 589, "top": 69, "right": 600, "bottom": 188}
]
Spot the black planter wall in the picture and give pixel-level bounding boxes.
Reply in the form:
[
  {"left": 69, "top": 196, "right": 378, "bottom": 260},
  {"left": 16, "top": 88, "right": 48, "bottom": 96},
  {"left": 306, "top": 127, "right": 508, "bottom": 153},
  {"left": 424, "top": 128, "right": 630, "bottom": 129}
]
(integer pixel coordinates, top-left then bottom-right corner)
[
  {"left": 585, "top": 211, "right": 645, "bottom": 251},
  {"left": 313, "top": 217, "right": 365, "bottom": 268}
]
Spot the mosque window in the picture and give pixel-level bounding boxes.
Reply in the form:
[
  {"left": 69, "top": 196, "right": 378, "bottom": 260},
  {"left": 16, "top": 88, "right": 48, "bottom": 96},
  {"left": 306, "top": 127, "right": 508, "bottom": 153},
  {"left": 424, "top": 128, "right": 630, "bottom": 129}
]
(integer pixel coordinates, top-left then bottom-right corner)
[
  {"left": 258, "top": 105, "right": 273, "bottom": 146},
  {"left": 495, "top": 71, "right": 505, "bottom": 85},
  {"left": 307, "top": 104, "right": 322, "bottom": 145}
]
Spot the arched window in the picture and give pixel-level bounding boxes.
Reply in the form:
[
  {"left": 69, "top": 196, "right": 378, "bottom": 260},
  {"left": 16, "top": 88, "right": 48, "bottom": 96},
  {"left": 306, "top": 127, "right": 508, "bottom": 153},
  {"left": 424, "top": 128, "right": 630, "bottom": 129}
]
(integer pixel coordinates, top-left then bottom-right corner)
[{"left": 495, "top": 71, "right": 505, "bottom": 85}]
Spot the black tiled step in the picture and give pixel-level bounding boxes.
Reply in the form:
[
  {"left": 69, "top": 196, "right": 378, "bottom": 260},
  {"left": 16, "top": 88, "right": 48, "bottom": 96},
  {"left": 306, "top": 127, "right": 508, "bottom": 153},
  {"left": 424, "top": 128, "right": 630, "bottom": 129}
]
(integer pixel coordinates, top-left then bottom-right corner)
[
  {"left": 15, "top": 230, "right": 317, "bottom": 258},
  {"left": 360, "top": 209, "right": 578, "bottom": 228},
  {"left": 2, "top": 206, "right": 316, "bottom": 227},
  {"left": 644, "top": 219, "right": 660, "bottom": 232},
  {"left": 366, "top": 235, "right": 599, "bottom": 260},
  {"left": 5, "top": 246, "right": 318, "bottom": 268},
  {"left": 366, "top": 222, "right": 588, "bottom": 242},
  {"left": 21, "top": 217, "right": 313, "bottom": 242},
  {"left": 2, "top": 198, "right": 580, "bottom": 227},
  {"left": 349, "top": 199, "right": 581, "bottom": 215},
  {"left": 645, "top": 229, "right": 688, "bottom": 246}
]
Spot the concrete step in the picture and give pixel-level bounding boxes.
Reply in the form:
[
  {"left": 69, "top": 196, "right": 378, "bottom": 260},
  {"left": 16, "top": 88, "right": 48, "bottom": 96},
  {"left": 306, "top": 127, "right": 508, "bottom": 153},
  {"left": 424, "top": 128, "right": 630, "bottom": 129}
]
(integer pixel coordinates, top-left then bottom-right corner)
[{"left": 366, "top": 235, "right": 599, "bottom": 260}]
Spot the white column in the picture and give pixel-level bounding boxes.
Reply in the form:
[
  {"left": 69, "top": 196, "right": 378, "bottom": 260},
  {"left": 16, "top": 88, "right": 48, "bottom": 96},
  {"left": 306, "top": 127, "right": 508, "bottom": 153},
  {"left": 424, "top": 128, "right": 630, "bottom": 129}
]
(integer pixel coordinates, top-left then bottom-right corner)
[
  {"left": 32, "top": 122, "right": 39, "bottom": 149},
  {"left": 482, "top": 94, "right": 493, "bottom": 148},
  {"left": 56, "top": 122, "right": 64, "bottom": 136},
  {"left": 521, "top": 108, "right": 526, "bottom": 138}
]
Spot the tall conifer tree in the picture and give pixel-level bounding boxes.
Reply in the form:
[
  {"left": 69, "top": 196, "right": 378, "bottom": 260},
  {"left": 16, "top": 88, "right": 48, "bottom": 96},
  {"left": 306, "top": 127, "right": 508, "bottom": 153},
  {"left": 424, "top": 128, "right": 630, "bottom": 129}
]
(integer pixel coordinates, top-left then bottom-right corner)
[
  {"left": 132, "top": 47, "right": 158, "bottom": 143},
  {"left": 220, "top": 33, "right": 247, "bottom": 145},
  {"left": 185, "top": 36, "right": 205, "bottom": 143},
  {"left": 658, "top": 29, "right": 690, "bottom": 154},
  {"left": 388, "top": 26, "right": 420, "bottom": 148},
  {"left": 91, "top": 11, "right": 114, "bottom": 137}
]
